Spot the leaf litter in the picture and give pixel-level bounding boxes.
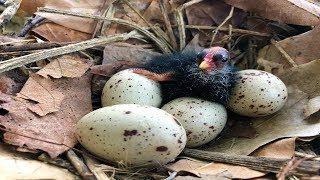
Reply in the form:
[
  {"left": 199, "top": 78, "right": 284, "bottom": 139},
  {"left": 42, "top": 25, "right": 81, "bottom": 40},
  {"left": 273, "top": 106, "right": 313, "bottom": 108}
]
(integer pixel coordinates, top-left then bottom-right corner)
[
  {"left": 0, "top": 56, "right": 92, "bottom": 157},
  {"left": 1, "top": 0, "right": 320, "bottom": 179}
]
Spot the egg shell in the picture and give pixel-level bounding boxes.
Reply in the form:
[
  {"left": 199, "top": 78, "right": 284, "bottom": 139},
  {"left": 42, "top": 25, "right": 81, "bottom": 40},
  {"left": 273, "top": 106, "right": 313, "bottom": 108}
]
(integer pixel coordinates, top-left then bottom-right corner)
[
  {"left": 161, "top": 97, "right": 227, "bottom": 148},
  {"left": 227, "top": 70, "right": 288, "bottom": 117},
  {"left": 75, "top": 104, "right": 187, "bottom": 167},
  {"left": 101, "top": 69, "right": 162, "bottom": 107}
]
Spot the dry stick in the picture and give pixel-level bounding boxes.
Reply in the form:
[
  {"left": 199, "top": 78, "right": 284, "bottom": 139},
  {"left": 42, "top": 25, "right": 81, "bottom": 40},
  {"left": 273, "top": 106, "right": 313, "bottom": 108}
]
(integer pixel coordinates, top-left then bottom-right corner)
[
  {"left": 182, "top": 148, "right": 320, "bottom": 176},
  {"left": 83, "top": 153, "right": 112, "bottom": 180},
  {"left": 99, "top": 2, "right": 116, "bottom": 38},
  {"left": 123, "top": 0, "right": 174, "bottom": 52},
  {"left": 67, "top": 150, "right": 96, "bottom": 180},
  {"left": 0, "top": 32, "right": 136, "bottom": 73},
  {"left": 18, "top": 15, "right": 45, "bottom": 37},
  {"left": 175, "top": 0, "right": 204, "bottom": 50},
  {"left": 0, "top": 0, "right": 21, "bottom": 28},
  {"left": 38, "top": 153, "right": 77, "bottom": 174},
  {"left": 210, "top": 6, "right": 234, "bottom": 46},
  {"left": 1, "top": 42, "right": 70, "bottom": 52},
  {"left": 158, "top": 0, "right": 178, "bottom": 50},
  {"left": 38, "top": 7, "right": 170, "bottom": 53},
  {"left": 91, "top": 0, "right": 110, "bottom": 38},
  {"left": 271, "top": 39, "right": 298, "bottom": 67},
  {"left": 185, "top": 25, "right": 270, "bottom": 37}
]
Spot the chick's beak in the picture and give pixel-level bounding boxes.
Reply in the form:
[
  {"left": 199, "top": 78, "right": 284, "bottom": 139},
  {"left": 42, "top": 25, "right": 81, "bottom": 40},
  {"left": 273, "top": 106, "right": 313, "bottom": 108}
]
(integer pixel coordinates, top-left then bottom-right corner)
[{"left": 199, "top": 60, "right": 211, "bottom": 69}]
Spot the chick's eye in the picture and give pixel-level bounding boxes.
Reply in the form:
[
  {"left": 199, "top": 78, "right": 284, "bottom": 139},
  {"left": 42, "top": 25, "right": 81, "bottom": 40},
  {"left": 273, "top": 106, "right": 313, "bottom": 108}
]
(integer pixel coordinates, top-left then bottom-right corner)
[
  {"left": 222, "top": 57, "right": 228, "bottom": 62},
  {"left": 196, "top": 52, "right": 205, "bottom": 63}
]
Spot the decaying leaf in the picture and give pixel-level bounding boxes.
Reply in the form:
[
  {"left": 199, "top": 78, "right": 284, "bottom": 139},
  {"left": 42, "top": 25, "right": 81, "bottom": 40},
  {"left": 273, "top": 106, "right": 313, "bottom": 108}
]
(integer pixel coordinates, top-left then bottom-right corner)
[
  {"left": 205, "top": 60, "right": 320, "bottom": 155},
  {"left": 257, "top": 26, "right": 320, "bottom": 73},
  {"left": 167, "top": 159, "right": 265, "bottom": 179},
  {"left": 186, "top": 0, "right": 246, "bottom": 45},
  {"left": 34, "top": 0, "right": 106, "bottom": 34},
  {"left": 251, "top": 138, "right": 296, "bottom": 159},
  {"left": 37, "top": 55, "right": 92, "bottom": 78},
  {"left": 32, "top": 22, "right": 92, "bottom": 42},
  {"left": 225, "top": 0, "right": 320, "bottom": 26},
  {"left": 0, "top": 144, "right": 76, "bottom": 180},
  {"left": 90, "top": 45, "right": 161, "bottom": 76},
  {"left": 0, "top": 57, "right": 92, "bottom": 157},
  {"left": 304, "top": 96, "right": 320, "bottom": 118}
]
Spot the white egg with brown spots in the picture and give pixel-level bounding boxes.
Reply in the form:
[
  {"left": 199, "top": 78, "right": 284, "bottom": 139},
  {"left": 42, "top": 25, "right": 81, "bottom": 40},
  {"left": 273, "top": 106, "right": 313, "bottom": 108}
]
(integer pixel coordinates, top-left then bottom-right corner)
[
  {"left": 75, "top": 104, "right": 186, "bottom": 167},
  {"left": 101, "top": 69, "right": 162, "bottom": 107},
  {"left": 227, "top": 70, "right": 288, "bottom": 117},
  {"left": 161, "top": 97, "right": 227, "bottom": 148}
]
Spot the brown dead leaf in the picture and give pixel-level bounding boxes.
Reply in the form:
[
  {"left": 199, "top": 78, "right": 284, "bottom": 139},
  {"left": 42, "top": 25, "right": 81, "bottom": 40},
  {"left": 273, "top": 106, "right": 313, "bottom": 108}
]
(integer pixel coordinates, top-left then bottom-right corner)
[
  {"left": 90, "top": 61, "right": 140, "bottom": 77},
  {"left": 0, "top": 58, "right": 92, "bottom": 157},
  {"left": 205, "top": 60, "right": 320, "bottom": 155},
  {"left": 0, "top": 144, "right": 76, "bottom": 179},
  {"left": 251, "top": 138, "right": 296, "bottom": 159},
  {"left": 103, "top": 45, "right": 161, "bottom": 65},
  {"left": 304, "top": 96, "right": 320, "bottom": 118},
  {"left": 257, "top": 26, "right": 320, "bottom": 73},
  {"left": 34, "top": 0, "right": 106, "bottom": 34},
  {"left": 32, "top": 22, "right": 91, "bottom": 42},
  {"left": 37, "top": 55, "right": 92, "bottom": 78},
  {"left": 225, "top": 0, "right": 320, "bottom": 26},
  {"left": 91, "top": 45, "right": 161, "bottom": 76},
  {"left": 167, "top": 159, "right": 265, "bottom": 179},
  {"left": 16, "top": 75, "right": 65, "bottom": 116},
  {"left": 186, "top": 0, "right": 246, "bottom": 46}
]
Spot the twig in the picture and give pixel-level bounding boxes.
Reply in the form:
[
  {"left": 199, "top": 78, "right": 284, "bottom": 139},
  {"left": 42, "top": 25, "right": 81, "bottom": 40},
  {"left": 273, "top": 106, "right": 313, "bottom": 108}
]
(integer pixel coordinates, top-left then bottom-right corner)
[
  {"left": 38, "top": 7, "right": 170, "bottom": 53},
  {"left": 18, "top": 15, "right": 45, "bottom": 37},
  {"left": 158, "top": 0, "right": 177, "bottom": 50},
  {"left": 184, "top": 25, "right": 271, "bottom": 37},
  {"left": 210, "top": 6, "right": 234, "bottom": 46},
  {"left": 164, "top": 171, "right": 177, "bottom": 180},
  {"left": 182, "top": 148, "right": 320, "bottom": 176},
  {"left": 271, "top": 39, "right": 298, "bottom": 67},
  {"left": 0, "top": 0, "right": 21, "bottom": 29},
  {"left": 91, "top": 0, "right": 110, "bottom": 38},
  {"left": 174, "top": 0, "right": 204, "bottom": 50},
  {"left": 123, "top": 0, "right": 174, "bottom": 52},
  {"left": 0, "top": 42, "right": 70, "bottom": 52},
  {"left": 99, "top": 1, "right": 115, "bottom": 37},
  {"left": 67, "top": 150, "right": 96, "bottom": 180},
  {"left": 0, "top": 32, "right": 138, "bottom": 73},
  {"left": 83, "top": 153, "right": 112, "bottom": 180},
  {"left": 38, "top": 153, "right": 77, "bottom": 174}
]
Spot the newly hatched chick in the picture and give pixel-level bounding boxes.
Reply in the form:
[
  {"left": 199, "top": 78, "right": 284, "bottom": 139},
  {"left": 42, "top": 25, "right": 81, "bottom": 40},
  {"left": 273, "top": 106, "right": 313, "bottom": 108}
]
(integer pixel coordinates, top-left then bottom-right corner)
[{"left": 133, "top": 47, "right": 237, "bottom": 104}]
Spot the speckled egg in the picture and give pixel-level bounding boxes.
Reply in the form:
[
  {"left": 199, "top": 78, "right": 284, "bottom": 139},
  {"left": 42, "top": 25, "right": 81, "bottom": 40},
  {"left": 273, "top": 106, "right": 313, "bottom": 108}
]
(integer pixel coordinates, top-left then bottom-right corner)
[
  {"left": 75, "top": 104, "right": 186, "bottom": 167},
  {"left": 227, "top": 70, "right": 288, "bottom": 117},
  {"left": 101, "top": 69, "right": 162, "bottom": 107},
  {"left": 161, "top": 97, "right": 227, "bottom": 148}
]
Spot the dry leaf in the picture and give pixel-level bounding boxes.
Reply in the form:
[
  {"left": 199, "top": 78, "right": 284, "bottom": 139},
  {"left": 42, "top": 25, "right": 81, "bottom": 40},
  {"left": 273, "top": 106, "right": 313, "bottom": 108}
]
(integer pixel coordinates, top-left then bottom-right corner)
[
  {"left": 225, "top": 0, "right": 320, "bottom": 26},
  {"left": 34, "top": 0, "right": 106, "bottom": 34},
  {"left": 0, "top": 144, "right": 76, "bottom": 180},
  {"left": 16, "top": 75, "right": 65, "bottom": 116},
  {"left": 0, "top": 58, "right": 92, "bottom": 157},
  {"left": 304, "top": 96, "right": 320, "bottom": 118},
  {"left": 32, "top": 22, "right": 91, "bottom": 42},
  {"left": 37, "top": 55, "right": 92, "bottom": 78},
  {"left": 103, "top": 45, "right": 161, "bottom": 64},
  {"left": 186, "top": 0, "right": 246, "bottom": 45},
  {"left": 205, "top": 60, "right": 320, "bottom": 155},
  {"left": 257, "top": 26, "right": 320, "bottom": 73},
  {"left": 251, "top": 138, "right": 296, "bottom": 159},
  {"left": 167, "top": 159, "right": 265, "bottom": 179}
]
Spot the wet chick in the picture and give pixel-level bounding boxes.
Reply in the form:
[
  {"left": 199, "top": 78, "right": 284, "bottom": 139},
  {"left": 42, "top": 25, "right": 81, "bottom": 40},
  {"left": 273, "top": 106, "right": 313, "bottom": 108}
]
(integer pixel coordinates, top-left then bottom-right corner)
[{"left": 133, "top": 47, "right": 237, "bottom": 104}]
